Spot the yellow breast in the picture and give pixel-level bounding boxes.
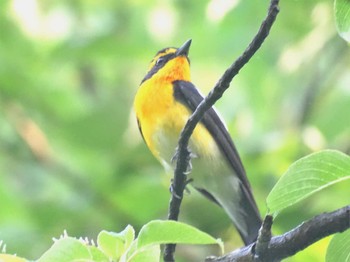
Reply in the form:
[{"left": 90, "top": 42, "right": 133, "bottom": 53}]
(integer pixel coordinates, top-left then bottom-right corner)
[
  {"left": 134, "top": 79, "right": 219, "bottom": 166},
  {"left": 134, "top": 78, "right": 176, "bottom": 157}
]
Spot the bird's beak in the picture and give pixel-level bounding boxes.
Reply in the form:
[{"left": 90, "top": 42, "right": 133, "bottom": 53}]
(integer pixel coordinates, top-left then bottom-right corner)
[{"left": 176, "top": 39, "right": 192, "bottom": 57}]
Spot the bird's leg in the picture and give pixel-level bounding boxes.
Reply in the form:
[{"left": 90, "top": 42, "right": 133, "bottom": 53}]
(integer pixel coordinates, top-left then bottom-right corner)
[
  {"left": 170, "top": 147, "right": 197, "bottom": 198},
  {"left": 171, "top": 147, "right": 198, "bottom": 175}
]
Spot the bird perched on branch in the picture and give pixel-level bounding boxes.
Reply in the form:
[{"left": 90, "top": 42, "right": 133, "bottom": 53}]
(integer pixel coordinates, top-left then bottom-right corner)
[{"left": 134, "top": 39, "right": 261, "bottom": 245}]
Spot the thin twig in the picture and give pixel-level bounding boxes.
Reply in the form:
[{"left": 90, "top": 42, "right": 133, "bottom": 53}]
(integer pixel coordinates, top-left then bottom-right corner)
[
  {"left": 163, "top": 0, "right": 280, "bottom": 261},
  {"left": 254, "top": 215, "right": 273, "bottom": 261},
  {"left": 206, "top": 205, "right": 350, "bottom": 262}
]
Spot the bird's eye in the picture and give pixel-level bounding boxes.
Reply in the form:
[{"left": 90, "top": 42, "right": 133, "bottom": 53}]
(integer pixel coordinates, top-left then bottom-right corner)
[{"left": 156, "top": 57, "right": 165, "bottom": 66}]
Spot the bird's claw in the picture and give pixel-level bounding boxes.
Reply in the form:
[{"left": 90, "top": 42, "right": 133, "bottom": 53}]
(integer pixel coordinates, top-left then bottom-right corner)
[
  {"left": 169, "top": 178, "right": 194, "bottom": 199},
  {"left": 171, "top": 147, "right": 198, "bottom": 175},
  {"left": 169, "top": 183, "right": 182, "bottom": 199}
]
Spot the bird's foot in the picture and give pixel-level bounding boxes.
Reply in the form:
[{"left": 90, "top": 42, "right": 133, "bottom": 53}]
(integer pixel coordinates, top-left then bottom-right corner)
[
  {"left": 169, "top": 178, "right": 194, "bottom": 199},
  {"left": 171, "top": 147, "right": 198, "bottom": 175}
]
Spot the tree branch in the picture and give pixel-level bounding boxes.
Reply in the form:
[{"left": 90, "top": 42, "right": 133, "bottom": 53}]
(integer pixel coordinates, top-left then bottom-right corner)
[
  {"left": 254, "top": 215, "right": 273, "bottom": 261},
  {"left": 206, "top": 205, "right": 350, "bottom": 262},
  {"left": 163, "top": 0, "right": 280, "bottom": 261}
]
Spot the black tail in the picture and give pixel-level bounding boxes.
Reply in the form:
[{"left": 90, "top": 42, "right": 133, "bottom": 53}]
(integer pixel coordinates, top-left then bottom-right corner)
[{"left": 236, "top": 183, "right": 262, "bottom": 245}]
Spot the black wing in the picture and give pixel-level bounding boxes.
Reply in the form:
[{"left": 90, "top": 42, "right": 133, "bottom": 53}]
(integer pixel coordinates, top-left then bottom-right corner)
[{"left": 172, "top": 80, "right": 256, "bottom": 207}]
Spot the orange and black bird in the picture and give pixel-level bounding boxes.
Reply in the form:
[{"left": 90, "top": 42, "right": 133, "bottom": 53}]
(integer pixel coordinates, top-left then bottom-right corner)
[{"left": 134, "top": 39, "right": 262, "bottom": 245}]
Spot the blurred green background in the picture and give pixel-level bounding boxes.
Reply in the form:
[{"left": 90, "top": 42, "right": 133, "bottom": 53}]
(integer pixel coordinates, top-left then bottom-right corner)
[{"left": 0, "top": 0, "right": 349, "bottom": 261}]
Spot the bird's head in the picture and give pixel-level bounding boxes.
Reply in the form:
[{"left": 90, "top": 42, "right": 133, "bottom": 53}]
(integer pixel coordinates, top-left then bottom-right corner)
[{"left": 141, "top": 39, "right": 192, "bottom": 84}]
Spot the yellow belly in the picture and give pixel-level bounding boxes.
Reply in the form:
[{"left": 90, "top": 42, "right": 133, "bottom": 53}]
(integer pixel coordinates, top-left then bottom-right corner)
[
  {"left": 134, "top": 79, "right": 221, "bottom": 170},
  {"left": 150, "top": 102, "right": 222, "bottom": 175}
]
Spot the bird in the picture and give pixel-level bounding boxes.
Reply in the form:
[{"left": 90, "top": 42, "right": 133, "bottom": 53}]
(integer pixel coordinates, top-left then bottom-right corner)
[{"left": 134, "top": 39, "right": 262, "bottom": 245}]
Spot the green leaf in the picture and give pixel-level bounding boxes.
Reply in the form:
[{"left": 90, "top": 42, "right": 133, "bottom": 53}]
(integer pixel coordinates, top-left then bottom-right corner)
[
  {"left": 37, "top": 237, "right": 95, "bottom": 262},
  {"left": 97, "top": 225, "right": 135, "bottom": 260},
  {"left": 0, "top": 254, "right": 28, "bottom": 262},
  {"left": 335, "top": 0, "right": 350, "bottom": 43},
  {"left": 326, "top": 230, "right": 350, "bottom": 262},
  {"left": 137, "top": 220, "right": 223, "bottom": 253},
  {"left": 88, "top": 245, "right": 110, "bottom": 262},
  {"left": 266, "top": 150, "right": 350, "bottom": 215},
  {"left": 127, "top": 244, "right": 160, "bottom": 262}
]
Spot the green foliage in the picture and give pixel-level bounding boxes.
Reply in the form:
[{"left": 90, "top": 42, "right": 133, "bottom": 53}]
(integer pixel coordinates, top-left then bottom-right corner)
[
  {"left": 326, "top": 230, "right": 350, "bottom": 262},
  {"left": 266, "top": 150, "right": 350, "bottom": 261},
  {"left": 137, "top": 220, "right": 223, "bottom": 252},
  {"left": 0, "top": 254, "right": 27, "bottom": 262},
  {"left": 0, "top": 0, "right": 349, "bottom": 261},
  {"left": 2, "top": 222, "right": 222, "bottom": 262},
  {"left": 38, "top": 237, "right": 109, "bottom": 262},
  {"left": 267, "top": 150, "right": 350, "bottom": 215},
  {"left": 334, "top": 0, "right": 350, "bottom": 43},
  {"left": 97, "top": 225, "right": 135, "bottom": 261}
]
